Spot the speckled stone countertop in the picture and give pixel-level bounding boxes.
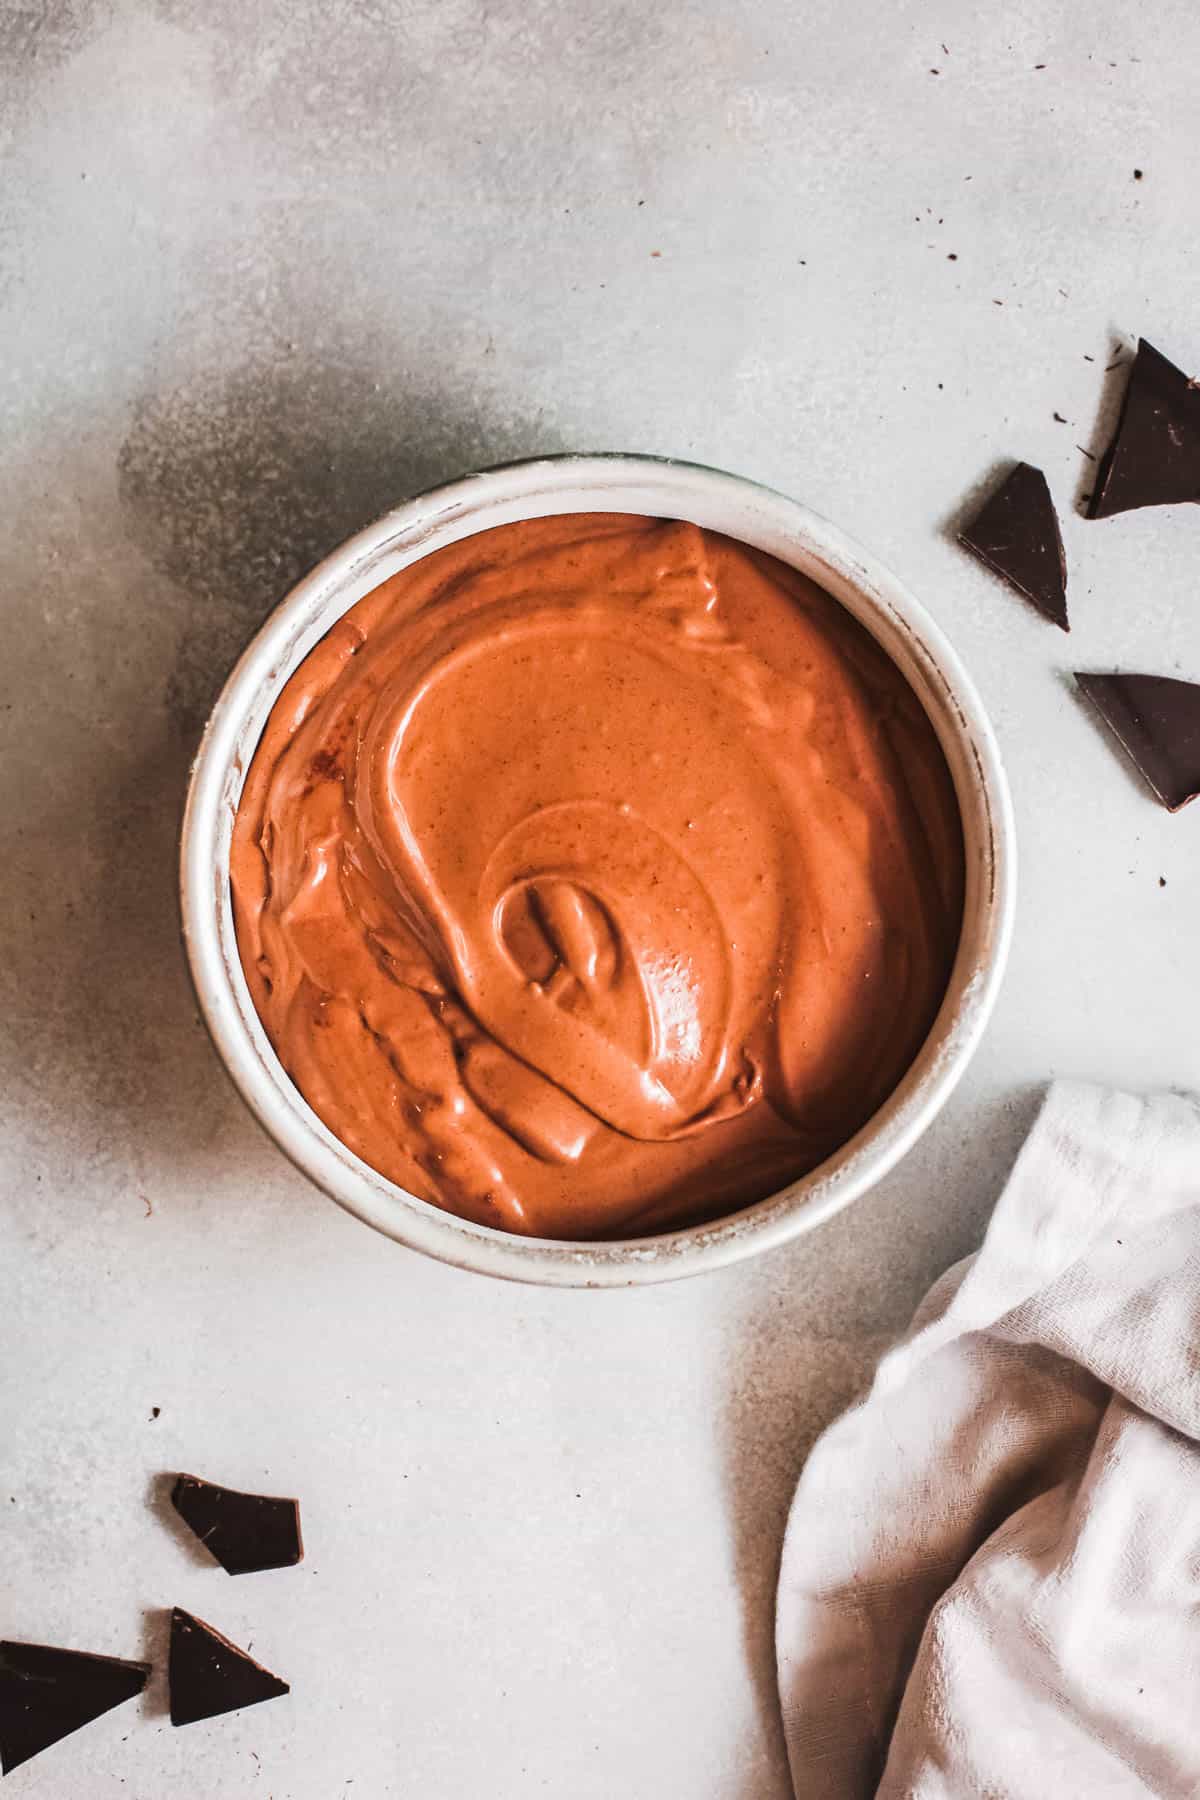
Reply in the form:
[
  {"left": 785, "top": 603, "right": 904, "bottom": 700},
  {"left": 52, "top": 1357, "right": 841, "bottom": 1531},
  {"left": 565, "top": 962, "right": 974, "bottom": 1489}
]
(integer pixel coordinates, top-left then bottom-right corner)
[{"left": 2, "top": 3, "right": 1198, "bottom": 1794}]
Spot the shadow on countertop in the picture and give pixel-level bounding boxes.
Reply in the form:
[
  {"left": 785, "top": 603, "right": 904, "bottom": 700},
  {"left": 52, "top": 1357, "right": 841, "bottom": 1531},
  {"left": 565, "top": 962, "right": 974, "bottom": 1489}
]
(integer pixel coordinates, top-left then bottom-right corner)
[
  {"left": 117, "top": 353, "right": 566, "bottom": 739},
  {"left": 1, "top": 354, "right": 561, "bottom": 1235}
]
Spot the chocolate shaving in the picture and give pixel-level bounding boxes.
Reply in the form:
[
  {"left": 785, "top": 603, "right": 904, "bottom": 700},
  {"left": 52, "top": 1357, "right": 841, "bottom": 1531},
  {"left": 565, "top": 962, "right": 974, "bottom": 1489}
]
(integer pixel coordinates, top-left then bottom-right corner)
[
  {"left": 1076, "top": 673, "right": 1200, "bottom": 810},
  {"left": 168, "top": 1609, "right": 289, "bottom": 1727},
  {"left": 1088, "top": 339, "right": 1200, "bottom": 518},
  {"left": 171, "top": 1473, "right": 303, "bottom": 1576},
  {"left": 0, "top": 1641, "right": 149, "bottom": 1774},
  {"left": 959, "top": 462, "right": 1068, "bottom": 630}
]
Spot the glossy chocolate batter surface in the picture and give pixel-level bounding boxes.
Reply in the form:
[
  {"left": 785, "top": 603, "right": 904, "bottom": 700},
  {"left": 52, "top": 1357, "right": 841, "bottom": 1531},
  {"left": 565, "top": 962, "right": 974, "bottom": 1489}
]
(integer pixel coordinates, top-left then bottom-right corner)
[{"left": 231, "top": 514, "right": 963, "bottom": 1238}]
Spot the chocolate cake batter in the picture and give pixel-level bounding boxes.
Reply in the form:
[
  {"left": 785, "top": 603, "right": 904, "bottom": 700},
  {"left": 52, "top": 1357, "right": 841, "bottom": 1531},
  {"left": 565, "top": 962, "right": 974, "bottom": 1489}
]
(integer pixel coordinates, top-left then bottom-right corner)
[{"left": 231, "top": 514, "right": 963, "bottom": 1238}]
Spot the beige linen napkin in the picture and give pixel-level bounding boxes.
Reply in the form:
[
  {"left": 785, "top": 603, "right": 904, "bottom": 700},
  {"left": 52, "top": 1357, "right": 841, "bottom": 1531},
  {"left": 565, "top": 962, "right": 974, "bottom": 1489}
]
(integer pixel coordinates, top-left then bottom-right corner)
[{"left": 776, "top": 1080, "right": 1200, "bottom": 1799}]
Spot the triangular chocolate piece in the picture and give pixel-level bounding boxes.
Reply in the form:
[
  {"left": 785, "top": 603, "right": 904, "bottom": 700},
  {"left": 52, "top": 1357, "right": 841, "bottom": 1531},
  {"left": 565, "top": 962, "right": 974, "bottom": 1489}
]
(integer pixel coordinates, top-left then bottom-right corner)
[
  {"left": 958, "top": 462, "right": 1068, "bottom": 629},
  {"left": 168, "top": 1608, "right": 289, "bottom": 1727},
  {"left": 1088, "top": 339, "right": 1200, "bottom": 518},
  {"left": 0, "top": 1640, "right": 149, "bottom": 1774},
  {"left": 1076, "top": 673, "right": 1200, "bottom": 811},
  {"left": 171, "top": 1473, "right": 303, "bottom": 1575}
]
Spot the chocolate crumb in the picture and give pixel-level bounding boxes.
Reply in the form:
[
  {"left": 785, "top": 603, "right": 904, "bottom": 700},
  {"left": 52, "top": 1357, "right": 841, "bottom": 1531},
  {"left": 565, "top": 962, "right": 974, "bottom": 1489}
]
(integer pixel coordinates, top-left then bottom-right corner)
[
  {"left": 1134, "top": 168, "right": 1144, "bottom": 179},
  {"left": 1084, "top": 354, "right": 1095, "bottom": 362},
  {"left": 1159, "top": 876, "right": 1167, "bottom": 887},
  {"left": 150, "top": 1407, "right": 161, "bottom": 1421},
  {"left": 947, "top": 252, "right": 958, "bottom": 261},
  {"left": 306, "top": 748, "right": 342, "bottom": 785},
  {"left": 1053, "top": 412, "right": 1068, "bottom": 423}
]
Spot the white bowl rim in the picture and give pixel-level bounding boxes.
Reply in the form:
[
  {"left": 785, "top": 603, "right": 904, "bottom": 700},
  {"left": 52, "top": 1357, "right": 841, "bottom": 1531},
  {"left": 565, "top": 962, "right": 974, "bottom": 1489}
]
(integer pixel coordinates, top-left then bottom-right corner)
[{"left": 180, "top": 452, "right": 1016, "bottom": 1288}]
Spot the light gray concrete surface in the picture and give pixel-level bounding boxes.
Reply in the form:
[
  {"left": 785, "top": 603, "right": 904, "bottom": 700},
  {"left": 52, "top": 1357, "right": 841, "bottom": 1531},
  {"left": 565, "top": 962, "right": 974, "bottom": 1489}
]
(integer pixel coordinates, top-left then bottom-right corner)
[{"left": 2, "top": 2, "right": 1199, "bottom": 1795}]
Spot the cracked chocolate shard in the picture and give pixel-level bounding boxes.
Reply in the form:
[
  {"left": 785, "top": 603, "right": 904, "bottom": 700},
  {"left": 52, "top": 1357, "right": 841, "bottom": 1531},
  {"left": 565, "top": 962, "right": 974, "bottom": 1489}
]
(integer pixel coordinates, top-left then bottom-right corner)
[
  {"left": 959, "top": 462, "right": 1068, "bottom": 629},
  {"left": 170, "top": 1473, "right": 303, "bottom": 1575},
  {"left": 1076, "top": 673, "right": 1200, "bottom": 810},
  {"left": 1088, "top": 339, "right": 1200, "bottom": 518},
  {"left": 0, "top": 1640, "right": 149, "bottom": 1774},
  {"left": 168, "top": 1609, "right": 289, "bottom": 1727}
]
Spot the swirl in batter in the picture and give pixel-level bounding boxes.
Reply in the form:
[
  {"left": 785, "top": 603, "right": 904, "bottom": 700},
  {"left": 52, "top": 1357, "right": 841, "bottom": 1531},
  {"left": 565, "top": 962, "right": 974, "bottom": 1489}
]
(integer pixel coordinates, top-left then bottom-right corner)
[{"left": 231, "top": 514, "right": 964, "bottom": 1238}]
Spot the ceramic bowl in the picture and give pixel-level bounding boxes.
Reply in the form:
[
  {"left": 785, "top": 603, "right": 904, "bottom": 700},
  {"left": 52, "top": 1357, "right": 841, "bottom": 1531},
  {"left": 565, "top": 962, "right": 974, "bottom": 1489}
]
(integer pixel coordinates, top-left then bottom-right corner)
[{"left": 180, "top": 454, "right": 1015, "bottom": 1286}]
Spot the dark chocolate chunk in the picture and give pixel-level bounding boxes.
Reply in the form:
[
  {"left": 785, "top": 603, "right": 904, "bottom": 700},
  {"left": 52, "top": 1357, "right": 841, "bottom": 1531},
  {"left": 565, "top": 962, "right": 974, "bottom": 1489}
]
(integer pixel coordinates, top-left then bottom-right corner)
[
  {"left": 1076, "top": 673, "right": 1200, "bottom": 810},
  {"left": 959, "top": 462, "right": 1068, "bottom": 630},
  {"left": 1088, "top": 338, "right": 1200, "bottom": 518},
  {"left": 171, "top": 1473, "right": 302, "bottom": 1575},
  {"left": 168, "top": 1609, "right": 289, "bottom": 1727},
  {"left": 0, "top": 1641, "right": 149, "bottom": 1774}
]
